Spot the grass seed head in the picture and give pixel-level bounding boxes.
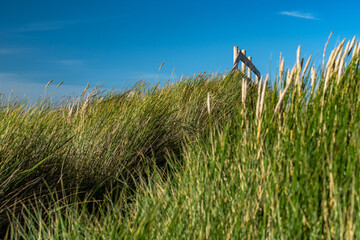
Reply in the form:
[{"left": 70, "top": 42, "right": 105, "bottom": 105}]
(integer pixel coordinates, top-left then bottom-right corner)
[
  {"left": 81, "top": 82, "right": 90, "bottom": 97},
  {"left": 242, "top": 78, "right": 247, "bottom": 106},
  {"left": 352, "top": 42, "right": 359, "bottom": 58},
  {"left": 347, "top": 36, "right": 356, "bottom": 56},
  {"left": 256, "top": 76, "right": 263, "bottom": 120},
  {"left": 323, "top": 31, "right": 333, "bottom": 68},
  {"left": 159, "top": 60, "right": 166, "bottom": 71},
  {"left": 206, "top": 92, "right": 211, "bottom": 115},
  {"left": 45, "top": 79, "right": 54, "bottom": 89},
  {"left": 56, "top": 81, "right": 64, "bottom": 88},
  {"left": 311, "top": 67, "right": 316, "bottom": 94},
  {"left": 302, "top": 55, "right": 312, "bottom": 81},
  {"left": 259, "top": 74, "right": 268, "bottom": 118},
  {"left": 337, "top": 57, "right": 345, "bottom": 83}
]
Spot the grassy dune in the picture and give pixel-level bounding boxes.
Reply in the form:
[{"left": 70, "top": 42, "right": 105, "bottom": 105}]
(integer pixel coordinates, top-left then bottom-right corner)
[{"left": 1, "top": 37, "right": 360, "bottom": 239}]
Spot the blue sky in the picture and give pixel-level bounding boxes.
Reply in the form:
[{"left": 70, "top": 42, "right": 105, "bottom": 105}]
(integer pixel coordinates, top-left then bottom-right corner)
[{"left": 0, "top": 0, "right": 359, "bottom": 99}]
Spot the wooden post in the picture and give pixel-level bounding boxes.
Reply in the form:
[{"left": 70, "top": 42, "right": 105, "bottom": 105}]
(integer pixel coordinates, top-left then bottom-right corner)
[
  {"left": 233, "top": 46, "right": 239, "bottom": 65},
  {"left": 241, "top": 50, "right": 246, "bottom": 73},
  {"left": 231, "top": 47, "right": 261, "bottom": 81},
  {"left": 247, "top": 56, "right": 252, "bottom": 80},
  {"left": 242, "top": 51, "right": 248, "bottom": 106}
]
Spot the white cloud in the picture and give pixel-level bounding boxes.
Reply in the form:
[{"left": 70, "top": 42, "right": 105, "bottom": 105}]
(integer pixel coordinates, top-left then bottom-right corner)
[
  {"left": 279, "top": 11, "right": 320, "bottom": 20},
  {"left": 135, "top": 72, "right": 178, "bottom": 82},
  {"left": 17, "top": 22, "right": 64, "bottom": 32},
  {"left": 0, "top": 48, "right": 32, "bottom": 55},
  {"left": 58, "top": 59, "right": 84, "bottom": 66},
  {"left": 0, "top": 73, "right": 24, "bottom": 81},
  {"left": 0, "top": 48, "right": 20, "bottom": 54},
  {"left": 15, "top": 20, "right": 81, "bottom": 32}
]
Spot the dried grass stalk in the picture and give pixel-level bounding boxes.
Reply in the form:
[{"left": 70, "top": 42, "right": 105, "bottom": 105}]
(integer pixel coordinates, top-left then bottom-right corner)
[
  {"left": 322, "top": 31, "right": 333, "bottom": 68},
  {"left": 259, "top": 74, "right": 268, "bottom": 119},
  {"left": 206, "top": 92, "right": 211, "bottom": 115},
  {"left": 311, "top": 67, "right": 316, "bottom": 94},
  {"left": 45, "top": 79, "right": 54, "bottom": 89},
  {"left": 56, "top": 81, "right": 64, "bottom": 88},
  {"left": 256, "top": 77, "right": 263, "bottom": 120},
  {"left": 301, "top": 55, "right": 312, "bottom": 82},
  {"left": 242, "top": 78, "right": 247, "bottom": 106},
  {"left": 274, "top": 69, "right": 294, "bottom": 113}
]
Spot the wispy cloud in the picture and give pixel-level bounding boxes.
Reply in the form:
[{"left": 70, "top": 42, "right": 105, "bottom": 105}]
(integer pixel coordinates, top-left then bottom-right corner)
[
  {"left": 17, "top": 22, "right": 63, "bottom": 32},
  {"left": 0, "top": 73, "right": 24, "bottom": 81},
  {"left": 136, "top": 72, "right": 177, "bottom": 82},
  {"left": 58, "top": 59, "right": 84, "bottom": 66},
  {"left": 0, "top": 48, "right": 32, "bottom": 55},
  {"left": 0, "top": 48, "right": 21, "bottom": 54},
  {"left": 15, "top": 20, "right": 81, "bottom": 32},
  {"left": 279, "top": 11, "right": 320, "bottom": 20},
  {"left": 0, "top": 72, "right": 87, "bottom": 100}
]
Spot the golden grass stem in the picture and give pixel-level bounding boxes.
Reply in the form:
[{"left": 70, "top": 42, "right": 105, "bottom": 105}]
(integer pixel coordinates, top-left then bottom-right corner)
[
  {"left": 256, "top": 77, "right": 262, "bottom": 121},
  {"left": 322, "top": 31, "right": 333, "bottom": 69}
]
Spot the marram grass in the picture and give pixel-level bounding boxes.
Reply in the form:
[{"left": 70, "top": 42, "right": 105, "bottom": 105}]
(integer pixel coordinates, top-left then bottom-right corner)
[{"left": 2, "top": 36, "right": 360, "bottom": 239}]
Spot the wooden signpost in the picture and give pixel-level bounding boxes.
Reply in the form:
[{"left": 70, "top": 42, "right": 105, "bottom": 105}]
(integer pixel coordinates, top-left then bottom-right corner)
[{"left": 231, "top": 46, "right": 261, "bottom": 83}]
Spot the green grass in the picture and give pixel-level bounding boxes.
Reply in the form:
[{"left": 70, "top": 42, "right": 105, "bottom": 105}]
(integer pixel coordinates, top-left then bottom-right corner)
[{"left": 1, "top": 38, "right": 360, "bottom": 239}]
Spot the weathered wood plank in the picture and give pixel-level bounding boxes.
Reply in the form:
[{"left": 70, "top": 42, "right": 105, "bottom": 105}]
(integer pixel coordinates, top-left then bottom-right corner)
[
  {"left": 241, "top": 49, "right": 246, "bottom": 73},
  {"left": 233, "top": 47, "right": 240, "bottom": 70},
  {"left": 231, "top": 50, "right": 261, "bottom": 78},
  {"left": 233, "top": 46, "right": 239, "bottom": 64}
]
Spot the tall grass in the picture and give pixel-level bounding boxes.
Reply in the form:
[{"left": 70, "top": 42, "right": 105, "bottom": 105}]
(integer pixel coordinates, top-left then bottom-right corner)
[
  {"left": 2, "top": 36, "right": 360, "bottom": 239},
  {"left": 0, "top": 72, "right": 247, "bottom": 236}
]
